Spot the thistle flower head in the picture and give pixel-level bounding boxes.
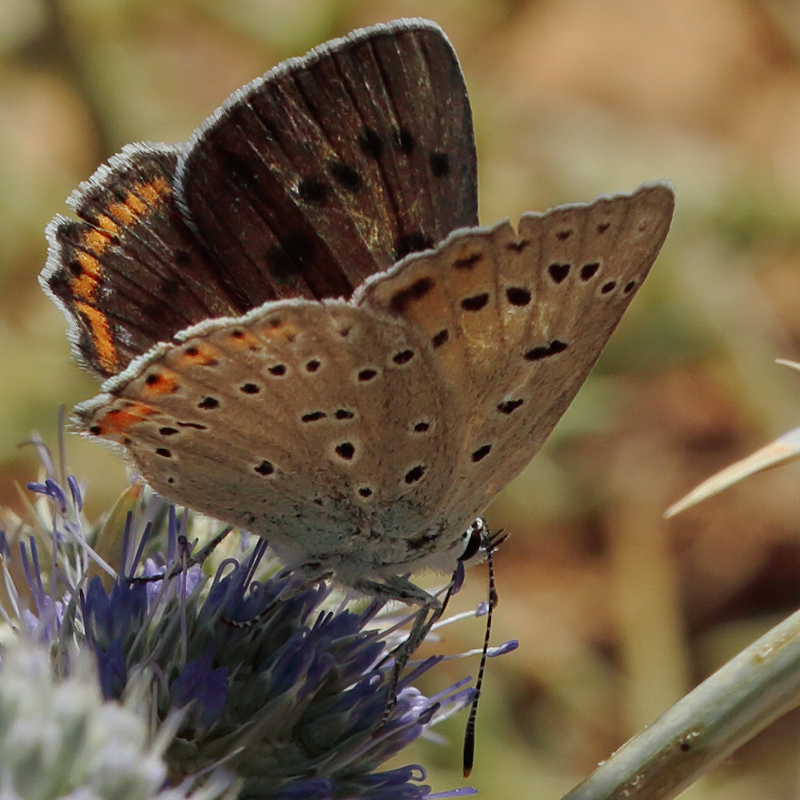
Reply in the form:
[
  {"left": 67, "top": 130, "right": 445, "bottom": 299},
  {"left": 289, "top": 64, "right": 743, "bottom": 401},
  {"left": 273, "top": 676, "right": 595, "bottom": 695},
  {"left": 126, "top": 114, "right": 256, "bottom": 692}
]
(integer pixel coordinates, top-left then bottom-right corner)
[{"left": 0, "top": 431, "right": 515, "bottom": 799}]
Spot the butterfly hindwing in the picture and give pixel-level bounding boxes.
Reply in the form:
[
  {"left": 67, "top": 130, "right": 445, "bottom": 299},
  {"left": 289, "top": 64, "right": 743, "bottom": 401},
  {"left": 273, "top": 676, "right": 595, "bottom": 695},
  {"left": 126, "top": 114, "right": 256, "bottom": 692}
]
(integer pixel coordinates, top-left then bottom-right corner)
[
  {"left": 74, "top": 299, "right": 464, "bottom": 579},
  {"left": 41, "top": 145, "right": 246, "bottom": 378}
]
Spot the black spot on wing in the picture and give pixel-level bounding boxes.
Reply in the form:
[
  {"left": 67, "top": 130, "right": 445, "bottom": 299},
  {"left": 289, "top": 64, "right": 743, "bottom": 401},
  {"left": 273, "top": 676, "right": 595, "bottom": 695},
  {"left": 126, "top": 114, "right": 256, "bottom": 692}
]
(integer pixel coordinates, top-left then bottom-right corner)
[{"left": 390, "top": 277, "right": 435, "bottom": 313}]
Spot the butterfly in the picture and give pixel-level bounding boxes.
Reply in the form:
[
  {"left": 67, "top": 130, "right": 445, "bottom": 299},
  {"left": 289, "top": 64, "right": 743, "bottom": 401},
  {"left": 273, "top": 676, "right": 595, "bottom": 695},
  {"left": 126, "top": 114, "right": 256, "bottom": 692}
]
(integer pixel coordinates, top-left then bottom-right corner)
[{"left": 41, "top": 18, "right": 674, "bottom": 617}]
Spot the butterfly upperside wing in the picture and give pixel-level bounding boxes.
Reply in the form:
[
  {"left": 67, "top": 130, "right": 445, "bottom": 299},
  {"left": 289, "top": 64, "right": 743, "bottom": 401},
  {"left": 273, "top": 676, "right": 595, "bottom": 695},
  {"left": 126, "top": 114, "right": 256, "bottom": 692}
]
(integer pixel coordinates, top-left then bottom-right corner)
[
  {"left": 176, "top": 19, "right": 477, "bottom": 301},
  {"left": 41, "top": 145, "right": 251, "bottom": 378},
  {"left": 42, "top": 20, "right": 477, "bottom": 381},
  {"left": 358, "top": 183, "right": 675, "bottom": 531}
]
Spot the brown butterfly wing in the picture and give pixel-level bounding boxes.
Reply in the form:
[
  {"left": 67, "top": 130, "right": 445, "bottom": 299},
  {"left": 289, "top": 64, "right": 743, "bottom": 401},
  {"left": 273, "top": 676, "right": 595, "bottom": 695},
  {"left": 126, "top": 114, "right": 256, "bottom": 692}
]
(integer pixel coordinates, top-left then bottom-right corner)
[
  {"left": 176, "top": 19, "right": 476, "bottom": 302},
  {"left": 74, "top": 184, "right": 673, "bottom": 586},
  {"left": 41, "top": 146, "right": 243, "bottom": 378},
  {"left": 41, "top": 20, "right": 477, "bottom": 379}
]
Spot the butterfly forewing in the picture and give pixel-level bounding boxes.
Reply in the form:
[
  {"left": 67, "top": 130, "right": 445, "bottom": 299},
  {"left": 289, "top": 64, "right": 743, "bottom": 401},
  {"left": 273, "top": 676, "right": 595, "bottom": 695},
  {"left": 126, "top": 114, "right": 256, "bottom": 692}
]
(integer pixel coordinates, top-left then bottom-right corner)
[
  {"left": 449, "top": 184, "right": 674, "bottom": 519},
  {"left": 176, "top": 19, "right": 477, "bottom": 302},
  {"left": 359, "top": 183, "right": 674, "bottom": 533}
]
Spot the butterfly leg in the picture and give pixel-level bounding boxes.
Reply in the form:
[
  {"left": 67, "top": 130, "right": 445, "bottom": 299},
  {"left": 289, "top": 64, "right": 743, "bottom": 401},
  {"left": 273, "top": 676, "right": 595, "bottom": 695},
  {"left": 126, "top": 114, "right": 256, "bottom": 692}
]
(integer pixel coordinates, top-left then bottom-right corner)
[{"left": 352, "top": 575, "right": 447, "bottom": 725}]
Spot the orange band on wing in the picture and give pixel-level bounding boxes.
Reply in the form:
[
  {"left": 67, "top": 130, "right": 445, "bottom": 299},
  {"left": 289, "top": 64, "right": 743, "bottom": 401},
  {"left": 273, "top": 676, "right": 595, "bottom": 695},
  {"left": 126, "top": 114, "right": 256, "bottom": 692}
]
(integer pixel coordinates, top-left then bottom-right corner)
[
  {"left": 72, "top": 251, "right": 102, "bottom": 297},
  {"left": 83, "top": 227, "right": 114, "bottom": 255},
  {"left": 136, "top": 177, "right": 170, "bottom": 205},
  {"left": 95, "top": 213, "right": 120, "bottom": 235},
  {"left": 75, "top": 300, "right": 118, "bottom": 373},
  {"left": 106, "top": 177, "right": 171, "bottom": 226}
]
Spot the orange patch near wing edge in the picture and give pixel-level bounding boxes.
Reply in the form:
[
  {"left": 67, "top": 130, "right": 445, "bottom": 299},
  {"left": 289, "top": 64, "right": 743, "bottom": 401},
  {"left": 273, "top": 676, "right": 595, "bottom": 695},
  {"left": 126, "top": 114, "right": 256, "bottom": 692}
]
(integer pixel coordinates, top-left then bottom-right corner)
[
  {"left": 140, "top": 368, "right": 181, "bottom": 396},
  {"left": 72, "top": 251, "right": 102, "bottom": 300},
  {"left": 83, "top": 228, "right": 114, "bottom": 255},
  {"left": 107, "top": 177, "right": 171, "bottom": 226},
  {"left": 75, "top": 301, "right": 118, "bottom": 374},
  {"left": 177, "top": 342, "right": 220, "bottom": 367},
  {"left": 93, "top": 402, "right": 159, "bottom": 435},
  {"left": 95, "top": 213, "right": 119, "bottom": 235},
  {"left": 136, "top": 177, "right": 170, "bottom": 205}
]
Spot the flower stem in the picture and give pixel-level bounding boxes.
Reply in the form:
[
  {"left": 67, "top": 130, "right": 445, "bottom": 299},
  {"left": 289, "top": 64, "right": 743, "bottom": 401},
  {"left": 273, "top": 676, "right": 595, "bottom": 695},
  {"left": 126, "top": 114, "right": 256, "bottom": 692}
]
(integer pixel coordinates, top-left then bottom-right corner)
[{"left": 562, "top": 604, "right": 800, "bottom": 800}]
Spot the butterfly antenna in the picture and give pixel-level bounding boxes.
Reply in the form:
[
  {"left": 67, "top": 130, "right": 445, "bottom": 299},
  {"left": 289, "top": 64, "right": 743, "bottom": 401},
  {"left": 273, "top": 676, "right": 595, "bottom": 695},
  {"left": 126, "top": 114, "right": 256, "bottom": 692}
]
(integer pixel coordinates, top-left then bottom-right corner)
[{"left": 463, "top": 525, "right": 507, "bottom": 777}]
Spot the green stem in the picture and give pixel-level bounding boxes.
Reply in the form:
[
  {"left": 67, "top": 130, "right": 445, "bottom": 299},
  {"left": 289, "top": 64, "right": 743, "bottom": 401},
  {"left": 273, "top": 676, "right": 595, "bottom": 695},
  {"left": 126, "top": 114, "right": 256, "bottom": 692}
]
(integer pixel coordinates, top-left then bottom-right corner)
[{"left": 562, "top": 606, "right": 800, "bottom": 800}]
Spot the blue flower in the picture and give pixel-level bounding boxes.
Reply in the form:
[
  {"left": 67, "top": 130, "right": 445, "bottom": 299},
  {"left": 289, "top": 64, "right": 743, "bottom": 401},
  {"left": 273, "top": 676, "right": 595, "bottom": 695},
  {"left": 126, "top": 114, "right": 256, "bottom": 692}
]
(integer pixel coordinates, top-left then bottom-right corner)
[{"left": 0, "top": 431, "right": 516, "bottom": 798}]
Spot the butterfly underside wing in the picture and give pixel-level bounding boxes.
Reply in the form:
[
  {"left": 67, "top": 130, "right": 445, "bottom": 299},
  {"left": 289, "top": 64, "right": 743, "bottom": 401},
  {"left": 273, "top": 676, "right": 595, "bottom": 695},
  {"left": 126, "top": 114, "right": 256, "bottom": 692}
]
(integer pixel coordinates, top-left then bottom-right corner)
[
  {"left": 75, "top": 183, "right": 674, "bottom": 590},
  {"left": 40, "top": 19, "right": 477, "bottom": 379}
]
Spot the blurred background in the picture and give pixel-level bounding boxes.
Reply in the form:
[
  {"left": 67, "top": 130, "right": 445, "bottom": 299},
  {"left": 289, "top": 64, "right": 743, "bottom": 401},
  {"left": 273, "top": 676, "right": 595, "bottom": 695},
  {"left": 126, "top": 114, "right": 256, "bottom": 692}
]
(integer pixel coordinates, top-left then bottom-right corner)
[{"left": 4, "top": 0, "right": 800, "bottom": 796}]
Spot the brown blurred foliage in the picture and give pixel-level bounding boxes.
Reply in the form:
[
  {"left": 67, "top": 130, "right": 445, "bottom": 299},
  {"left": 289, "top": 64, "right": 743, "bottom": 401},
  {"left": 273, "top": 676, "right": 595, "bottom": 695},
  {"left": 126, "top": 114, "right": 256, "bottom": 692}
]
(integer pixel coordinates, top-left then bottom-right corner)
[{"left": 4, "top": 0, "right": 800, "bottom": 797}]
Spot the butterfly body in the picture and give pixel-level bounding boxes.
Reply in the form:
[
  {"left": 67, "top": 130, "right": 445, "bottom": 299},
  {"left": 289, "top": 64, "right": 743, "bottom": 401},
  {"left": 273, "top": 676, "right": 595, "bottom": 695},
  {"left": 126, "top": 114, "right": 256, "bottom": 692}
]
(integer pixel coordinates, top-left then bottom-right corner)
[{"left": 42, "top": 18, "right": 674, "bottom": 604}]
